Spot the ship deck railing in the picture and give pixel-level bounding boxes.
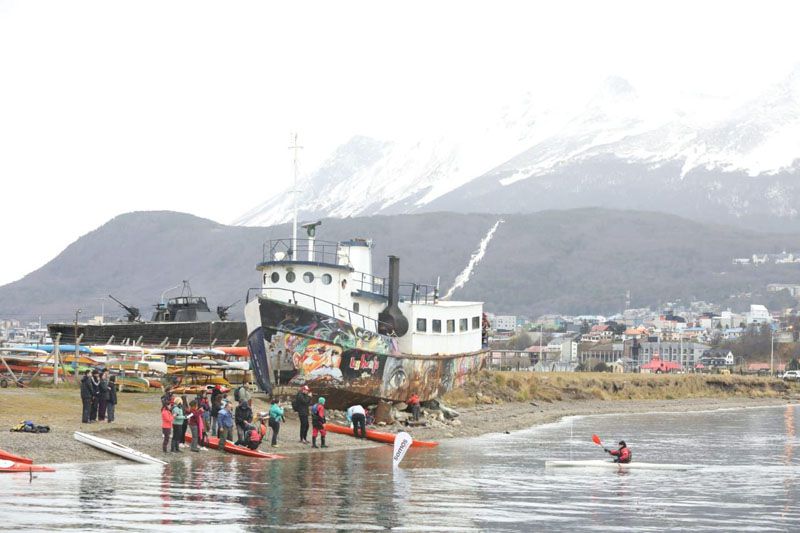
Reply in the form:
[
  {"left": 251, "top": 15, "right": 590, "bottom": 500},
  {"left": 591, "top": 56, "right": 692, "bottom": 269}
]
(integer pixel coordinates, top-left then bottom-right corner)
[
  {"left": 260, "top": 239, "right": 439, "bottom": 305},
  {"left": 246, "top": 287, "right": 398, "bottom": 335}
]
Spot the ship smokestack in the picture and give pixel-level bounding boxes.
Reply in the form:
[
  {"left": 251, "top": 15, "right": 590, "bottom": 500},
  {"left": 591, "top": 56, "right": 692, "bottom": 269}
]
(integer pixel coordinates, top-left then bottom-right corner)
[{"left": 379, "top": 255, "right": 409, "bottom": 336}]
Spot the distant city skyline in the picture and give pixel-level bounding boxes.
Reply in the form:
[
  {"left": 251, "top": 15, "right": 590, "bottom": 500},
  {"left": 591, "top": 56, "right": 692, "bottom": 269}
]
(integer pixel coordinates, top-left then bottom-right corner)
[{"left": 1, "top": 0, "right": 799, "bottom": 285}]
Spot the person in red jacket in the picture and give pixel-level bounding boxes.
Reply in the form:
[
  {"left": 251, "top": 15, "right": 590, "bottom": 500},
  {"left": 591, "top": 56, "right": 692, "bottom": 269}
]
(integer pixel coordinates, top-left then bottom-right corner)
[
  {"left": 161, "top": 402, "right": 174, "bottom": 454},
  {"left": 408, "top": 393, "right": 421, "bottom": 421},
  {"left": 605, "top": 440, "right": 632, "bottom": 463}
]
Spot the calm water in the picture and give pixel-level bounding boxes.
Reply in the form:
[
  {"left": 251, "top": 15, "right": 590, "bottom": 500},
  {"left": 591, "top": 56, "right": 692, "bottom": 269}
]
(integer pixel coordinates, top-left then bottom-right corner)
[{"left": 1, "top": 405, "right": 799, "bottom": 531}]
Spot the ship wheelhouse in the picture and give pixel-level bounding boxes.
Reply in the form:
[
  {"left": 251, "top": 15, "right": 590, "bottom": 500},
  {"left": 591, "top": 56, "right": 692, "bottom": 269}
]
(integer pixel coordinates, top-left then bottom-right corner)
[{"left": 254, "top": 236, "right": 484, "bottom": 357}]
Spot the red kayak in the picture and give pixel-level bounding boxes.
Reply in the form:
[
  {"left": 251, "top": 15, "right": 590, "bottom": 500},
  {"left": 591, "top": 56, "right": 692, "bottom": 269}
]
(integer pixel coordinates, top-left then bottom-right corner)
[
  {"left": 0, "top": 447, "right": 33, "bottom": 465},
  {"left": 325, "top": 423, "right": 439, "bottom": 448},
  {"left": 0, "top": 460, "right": 55, "bottom": 473},
  {"left": 217, "top": 346, "right": 250, "bottom": 357},
  {"left": 183, "top": 434, "right": 285, "bottom": 459}
]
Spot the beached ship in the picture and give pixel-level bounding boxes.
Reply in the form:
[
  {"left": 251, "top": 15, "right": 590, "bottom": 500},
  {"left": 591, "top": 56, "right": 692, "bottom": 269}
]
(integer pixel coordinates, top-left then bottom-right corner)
[
  {"left": 47, "top": 282, "right": 247, "bottom": 346},
  {"left": 244, "top": 224, "right": 488, "bottom": 407}
]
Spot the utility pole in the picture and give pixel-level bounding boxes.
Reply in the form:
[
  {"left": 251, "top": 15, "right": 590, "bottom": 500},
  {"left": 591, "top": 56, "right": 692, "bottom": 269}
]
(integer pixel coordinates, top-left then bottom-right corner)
[{"left": 770, "top": 327, "right": 775, "bottom": 375}]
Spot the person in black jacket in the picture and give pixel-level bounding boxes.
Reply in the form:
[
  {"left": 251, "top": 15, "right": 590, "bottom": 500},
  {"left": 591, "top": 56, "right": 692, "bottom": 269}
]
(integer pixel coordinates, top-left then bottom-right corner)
[
  {"left": 98, "top": 371, "right": 110, "bottom": 421},
  {"left": 293, "top": 385, "right": 313, "bottom": 444},
  {"left": 79, "top": 370, "right": 92, "bottom": 423},
  {"left": 89, "top": 369, "right": 101, "bottom": 422},
  {"left": 234, "top": 399, "right": 253, "bottom": 443},
  {"left": 106, "top": 375, "right": 118, "bottom": 423}
]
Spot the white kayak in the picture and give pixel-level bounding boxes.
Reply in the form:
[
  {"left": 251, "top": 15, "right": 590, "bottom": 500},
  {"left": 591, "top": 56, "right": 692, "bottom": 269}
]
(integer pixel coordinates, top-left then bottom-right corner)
[
  {"left": 73, "top": 431, "right": 167, "bottom": 465},
  {"left": 545, "top": 460, "right": 694, "bottom": 471}
]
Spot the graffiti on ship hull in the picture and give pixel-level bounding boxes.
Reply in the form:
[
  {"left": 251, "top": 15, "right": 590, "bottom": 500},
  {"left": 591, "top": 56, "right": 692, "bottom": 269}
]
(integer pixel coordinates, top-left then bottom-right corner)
[{"left": 257, "top": 298, "right": 486, "bottom": 401}]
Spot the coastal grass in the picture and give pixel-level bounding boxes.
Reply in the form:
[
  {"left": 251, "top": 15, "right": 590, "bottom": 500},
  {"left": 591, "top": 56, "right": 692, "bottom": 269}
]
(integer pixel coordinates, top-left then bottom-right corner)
[{"left": 443, "top": 371, "right": 796, "bottom": 408}]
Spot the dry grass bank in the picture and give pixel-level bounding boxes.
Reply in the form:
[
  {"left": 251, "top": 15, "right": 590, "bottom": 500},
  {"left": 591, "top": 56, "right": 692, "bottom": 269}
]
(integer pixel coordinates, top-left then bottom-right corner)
[{"left": 443, "top": 371, "right": 796, "bottom": 408}]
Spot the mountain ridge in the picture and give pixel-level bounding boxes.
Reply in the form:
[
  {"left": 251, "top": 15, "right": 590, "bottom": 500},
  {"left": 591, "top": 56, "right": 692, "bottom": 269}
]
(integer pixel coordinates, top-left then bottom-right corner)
[
  {"left": 234, "top": 69, "right": 800, "bottom": 231},
  {"left": 3, "top": 209, "right": 800, "bottom": 322}
]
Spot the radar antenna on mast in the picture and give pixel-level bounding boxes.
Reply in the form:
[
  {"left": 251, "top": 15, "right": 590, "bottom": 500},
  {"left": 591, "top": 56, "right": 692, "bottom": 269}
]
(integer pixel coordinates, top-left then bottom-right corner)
[{"left": 289, "top": 132, "right": 303, "bottom": 261}]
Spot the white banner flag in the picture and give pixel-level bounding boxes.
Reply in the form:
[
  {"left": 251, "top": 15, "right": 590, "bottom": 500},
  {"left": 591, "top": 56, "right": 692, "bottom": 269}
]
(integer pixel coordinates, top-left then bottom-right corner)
[{"left": 392, "top": 431, "right": 413, "bottom": 469}]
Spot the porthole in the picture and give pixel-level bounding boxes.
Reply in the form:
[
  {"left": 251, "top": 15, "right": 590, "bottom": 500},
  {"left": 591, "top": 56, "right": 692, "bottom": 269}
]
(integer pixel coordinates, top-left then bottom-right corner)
[
  {"left": 321, "top": 273, "right": 332, "bottom": 285},
  {"left": 286, "top": 271, "right": 296, "bottom": 283},
  {"left": 270, "top": 272, "right": 280, "bottom": 283},
  {"left": 303, "top": 272, "right": 314, "bottom": 283}
]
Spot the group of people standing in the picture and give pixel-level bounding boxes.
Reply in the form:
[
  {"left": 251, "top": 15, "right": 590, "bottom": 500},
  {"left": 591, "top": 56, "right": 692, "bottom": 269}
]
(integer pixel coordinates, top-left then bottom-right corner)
[
  {"left": 160, "top": 382, "right": 287, "bottom": 454},
  {"left": 292, "top": 385, "right": 329, "bottom": 448},
  {"left": 79, "top": 369, "right": 118, "bottom": 424}
]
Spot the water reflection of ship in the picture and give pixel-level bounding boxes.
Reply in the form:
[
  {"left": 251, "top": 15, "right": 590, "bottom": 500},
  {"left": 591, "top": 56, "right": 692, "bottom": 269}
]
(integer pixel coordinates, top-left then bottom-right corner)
[
  {"left": 245, "top": 222, "right": 489, "bottom": 408},
  {"left": 47, "top": 281, "right": 247, "bottom": 346}
]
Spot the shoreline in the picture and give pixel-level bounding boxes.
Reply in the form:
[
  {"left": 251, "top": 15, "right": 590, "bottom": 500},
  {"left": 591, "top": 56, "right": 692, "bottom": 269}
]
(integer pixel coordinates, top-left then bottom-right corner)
[{"left": 0, "top": 386, "right": 796, "bottom": 465}]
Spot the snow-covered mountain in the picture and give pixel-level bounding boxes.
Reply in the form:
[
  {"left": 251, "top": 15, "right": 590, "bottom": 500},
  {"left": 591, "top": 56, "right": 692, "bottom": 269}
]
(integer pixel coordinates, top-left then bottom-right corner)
[{"left": 234, "top": 67, "right": 800, "bottom": 230}]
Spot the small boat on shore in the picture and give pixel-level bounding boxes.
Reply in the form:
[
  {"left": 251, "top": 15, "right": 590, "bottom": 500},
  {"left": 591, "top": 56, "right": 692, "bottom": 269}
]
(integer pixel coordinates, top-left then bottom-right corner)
[
  {"left": 183, "top": 434, "right": 285, "bottom": 459},
  {"left": 545, "top": 460, "right": 694, "bottom": 471},
  {"left": 324, "top": 423, "right": 438, "bottom": 448},
  {"left": 73, "top": 431, "right": 167, "bottom": 465},
  {"left": 0, "top": 448, "right": 33, "bottom": 465},
  {"left": 0, "top": 460, "right": 55, "bottom": 473}
]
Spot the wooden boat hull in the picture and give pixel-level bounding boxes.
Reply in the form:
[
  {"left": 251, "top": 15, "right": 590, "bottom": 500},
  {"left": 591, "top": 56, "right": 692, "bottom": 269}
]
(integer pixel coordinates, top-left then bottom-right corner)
[
  {"left": 183, "top": 434, "right": 284, "bottom": 459},
  {"left": 0, "top": 460, "right": 55, "bottom": 473},
  {"left": 324, "top": 423, "right": 438, "bottom": 447},
  {"left": 73, "top": 431, "right": 166, "bottom": 465},
  {"left": 0, "top": 448, "right": 33, "bottom": 465}
]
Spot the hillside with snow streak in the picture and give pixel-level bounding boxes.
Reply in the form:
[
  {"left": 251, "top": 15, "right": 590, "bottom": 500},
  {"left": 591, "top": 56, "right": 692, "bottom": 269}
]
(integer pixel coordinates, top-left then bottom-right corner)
[{"left": 443, "top": 219, "right": 504, "bottom": 300}]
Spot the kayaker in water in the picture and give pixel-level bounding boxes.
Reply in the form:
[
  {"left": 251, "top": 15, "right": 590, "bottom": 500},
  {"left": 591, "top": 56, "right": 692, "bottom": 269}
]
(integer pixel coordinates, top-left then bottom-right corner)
[
  {"left": 311, "top": 397, "right": 328, "bottom": 448},
  {"left": 605, "top": 441, "right": 632, "bottom": 463}
]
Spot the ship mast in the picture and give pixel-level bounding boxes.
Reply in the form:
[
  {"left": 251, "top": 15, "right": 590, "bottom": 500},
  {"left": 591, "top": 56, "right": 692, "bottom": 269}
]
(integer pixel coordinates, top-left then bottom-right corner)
[{"left": 289, "top": 132, "right": 303, "bottom": 261}]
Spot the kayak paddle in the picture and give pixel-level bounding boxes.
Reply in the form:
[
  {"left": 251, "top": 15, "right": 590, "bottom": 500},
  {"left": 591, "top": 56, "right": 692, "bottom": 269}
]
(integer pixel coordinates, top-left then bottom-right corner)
[{"left": 592, "top": 434, "right": 608, "bottom": 453}]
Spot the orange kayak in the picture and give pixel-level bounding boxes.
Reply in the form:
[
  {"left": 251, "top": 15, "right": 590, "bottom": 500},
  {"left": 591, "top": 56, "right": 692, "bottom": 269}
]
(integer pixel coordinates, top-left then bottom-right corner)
[
  {"left": 217, "top": 347, "right": 250, "bottom": 357},
  {"left": 324, "top": 423, "right": 439, "bottom": 448},
  {"left": 183, "top": 434, "right": 285, "bottom": 459},
  {"left": 0, "top": 448, "right": 33, "bottom": 465},
  {"left": 0, "top": 460, "right": 55, "bottom": 473}
]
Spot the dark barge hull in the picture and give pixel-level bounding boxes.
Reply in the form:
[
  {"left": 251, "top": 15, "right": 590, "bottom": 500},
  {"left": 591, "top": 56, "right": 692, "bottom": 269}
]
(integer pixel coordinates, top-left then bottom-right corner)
[
  {"left": 245, "top": 297, "right": 486, "bottom": 408},
  {"left": 47, "top": 321, "right": 247, "bottom": 346}
]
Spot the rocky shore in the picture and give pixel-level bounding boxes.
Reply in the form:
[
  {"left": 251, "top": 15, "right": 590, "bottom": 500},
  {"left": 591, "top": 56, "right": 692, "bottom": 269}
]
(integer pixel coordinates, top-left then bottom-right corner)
[{"left": 1, "top": 373, "right": 798, "bottom": 465}]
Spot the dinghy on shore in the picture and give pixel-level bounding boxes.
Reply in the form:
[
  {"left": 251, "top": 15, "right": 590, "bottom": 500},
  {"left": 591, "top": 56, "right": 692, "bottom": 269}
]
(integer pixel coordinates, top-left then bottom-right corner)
[
  {"left": 545, "top": 460, "right": 694, "bottom": 471},
  {"left": 0, "top": 459, "right": 55, "bottom": 473},
  {"left": 74, "top": 431, "right": 167, "bottom": 465}
]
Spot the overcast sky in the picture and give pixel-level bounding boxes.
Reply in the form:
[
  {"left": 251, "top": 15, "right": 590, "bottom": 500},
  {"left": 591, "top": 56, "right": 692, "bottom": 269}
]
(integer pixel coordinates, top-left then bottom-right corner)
[{"left": 1, "top": 0, "right": 798, "bottom": 286}]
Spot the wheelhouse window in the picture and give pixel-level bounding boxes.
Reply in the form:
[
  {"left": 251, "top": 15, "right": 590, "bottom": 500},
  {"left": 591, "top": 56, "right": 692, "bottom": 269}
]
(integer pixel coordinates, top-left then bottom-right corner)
[
  {"left": 460, "top": 318, "right": 468, "bottom": 332},
  {"left": 472, "top": 316, "right": 480, "bottom": 329},
  {"left": 353, "top": 302, "right": 360, "bottom": 313},
  {"left": 417, "top": 318, "right": 427, "bottom": 332},
  {"left": 447, "top": 319, "right": 455, "bottom": 333},
  {"left": 286, "top": 271, "right": 296, "bottom": 283},
  {"left": 321, "top": 273, "right": 332, "bottom": 285},
  {"left": 432, "top": 319, "right": 442, "bottom": 333},
  {"left": 303, "top": 272, "right": 314, "bottom": 283},
  {"left": 270, "top": 272, "right": 280, "bottom": 283}
]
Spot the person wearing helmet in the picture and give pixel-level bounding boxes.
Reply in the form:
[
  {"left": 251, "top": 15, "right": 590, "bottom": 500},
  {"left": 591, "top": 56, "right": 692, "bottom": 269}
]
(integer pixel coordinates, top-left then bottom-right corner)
[
  {"left": 292, "top": 385, "right": 313, "bottom": 444},
  {"left": 311, "top": 396, "right": 328, "bottom": 448},
  {"left": 605, "top": 440, "right": 632, "bottom": 463}
]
